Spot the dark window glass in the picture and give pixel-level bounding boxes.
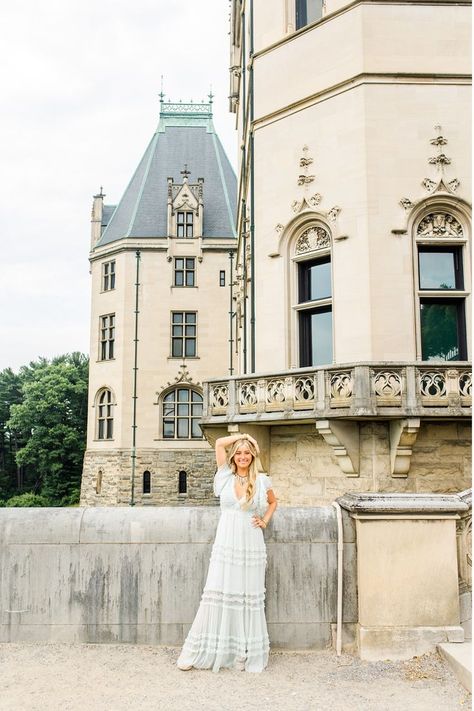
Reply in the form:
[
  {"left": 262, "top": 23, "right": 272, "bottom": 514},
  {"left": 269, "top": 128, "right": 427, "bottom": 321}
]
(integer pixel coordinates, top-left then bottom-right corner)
[
  {"left": 299, "top": 307, "right": 333, "bottom": 367},
  {"left": 420, "top": 300, "right": 466, "bottom": 361},
  {"left": 299, "top": 257, "right": 331, "bottom": 302},
  {"left": 174, "top": 257, "right": 195, "bottom": 287},
  {"left": 143, "top": 470, "right": 151, "bottom": 494},
  {"left": 171, "top": 312, "right": 197, "bottom": 358},
  {"left": 162, "top": 388, "right": 203, "bottom": 439},
  {"left": 219, "top": 270, "right": 226, "bottom": 287},
  {"left": 295, "top": 0, "right": 323, "bottom": 29},
  {"left": 418, "top": 248, "right": 462, "bottom": 290},
  {"left": 178, "top": 470, "right": 187, "bottom": 494},
  {"left": 97, "top": 389, "right": 113, "bottom": 440},
  {"left": 99, "top": 314, "right": 115, "bottom": 360}
]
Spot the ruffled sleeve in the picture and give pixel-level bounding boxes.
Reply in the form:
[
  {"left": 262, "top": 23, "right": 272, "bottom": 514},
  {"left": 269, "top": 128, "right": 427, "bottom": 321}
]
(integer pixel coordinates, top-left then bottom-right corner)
[
  {"left": 255, "top": 473, "right": 273, "bottom": 515},
  {"left": 213, "top": 463, "right": 233, "bottom": 496}
]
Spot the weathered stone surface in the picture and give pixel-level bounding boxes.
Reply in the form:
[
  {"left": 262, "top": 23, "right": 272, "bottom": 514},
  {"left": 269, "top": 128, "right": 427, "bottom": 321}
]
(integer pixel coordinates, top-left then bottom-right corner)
[
  {"left": 0, "top": 506, "right": 356, "bottom": 650},
  {"left": 81, "top": 448, "right": 218, "bottom": 507}
]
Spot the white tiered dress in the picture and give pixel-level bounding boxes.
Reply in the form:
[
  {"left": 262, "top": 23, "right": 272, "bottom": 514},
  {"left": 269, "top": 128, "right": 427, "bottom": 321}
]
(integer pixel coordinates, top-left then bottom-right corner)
[{"left": 177, "top": 464, "right": 272, "bottom": 673}]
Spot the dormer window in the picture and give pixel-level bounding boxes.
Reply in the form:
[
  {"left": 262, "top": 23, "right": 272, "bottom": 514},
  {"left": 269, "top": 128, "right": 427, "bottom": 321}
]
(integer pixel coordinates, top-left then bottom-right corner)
[{"left": 177, "top": 211, "right": 194, "bottom": 238}]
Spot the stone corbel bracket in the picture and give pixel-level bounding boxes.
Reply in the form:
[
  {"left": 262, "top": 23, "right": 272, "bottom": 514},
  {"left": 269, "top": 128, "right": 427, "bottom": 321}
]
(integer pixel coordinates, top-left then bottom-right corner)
[
  {"left": 316, "top": 420, "right": 359, "bottom": 477},
  {"left": 389, "top": 418, "right": 421, "bottom": 478}
]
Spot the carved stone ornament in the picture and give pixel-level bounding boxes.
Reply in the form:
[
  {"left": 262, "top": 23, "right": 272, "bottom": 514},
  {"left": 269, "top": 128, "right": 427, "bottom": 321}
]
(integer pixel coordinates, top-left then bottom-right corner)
[
  {"left": 291, "top": 194, "right": 322, "bottom": 214},
  {"left": 327, "top": 206, "right": 341, "bottom": 223},
  {"left": 296, "top": 226, "right": 331, "bottom": 254},
  {"left": 297, "top": 174, "right": 315, "bottom": 186},
  {"left": 396, "top": 127, "right": 461, "bottom": 224},
  {"left": 417, "top": 212, "right": 464, "bottom": 238},
  {"left": 159, "top": 364, "right": 200, "bottom": 393},
  {"left": 275, "top": 223, "right": 284, "bottom": 234}
]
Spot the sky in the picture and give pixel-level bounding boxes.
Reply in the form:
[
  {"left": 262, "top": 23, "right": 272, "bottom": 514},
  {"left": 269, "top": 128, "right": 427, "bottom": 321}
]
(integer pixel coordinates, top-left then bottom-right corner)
[{"left": 0, "top": 0, "right": 237, "bottom": 372}]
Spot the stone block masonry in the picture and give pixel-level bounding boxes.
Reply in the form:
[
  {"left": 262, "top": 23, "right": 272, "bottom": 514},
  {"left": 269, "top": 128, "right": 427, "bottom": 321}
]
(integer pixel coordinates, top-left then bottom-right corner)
[
  {"left": 0, "top": 506, "right": 357, "bottom": 650},
  {"left": 81, "top": 449, "right": 218, "bottom": 507}
]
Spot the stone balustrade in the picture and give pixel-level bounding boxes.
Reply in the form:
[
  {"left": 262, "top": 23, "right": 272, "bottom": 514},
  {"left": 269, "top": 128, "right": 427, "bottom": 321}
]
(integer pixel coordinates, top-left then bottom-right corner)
[{"left": 202, "top": 363, "right": 472, "bottom": 423}]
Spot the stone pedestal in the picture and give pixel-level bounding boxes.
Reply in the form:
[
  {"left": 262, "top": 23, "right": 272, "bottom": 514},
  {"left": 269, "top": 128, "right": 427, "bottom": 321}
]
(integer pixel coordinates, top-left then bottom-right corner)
[{"left": 337, "top": 491, "right": 470, "bottom": 660}]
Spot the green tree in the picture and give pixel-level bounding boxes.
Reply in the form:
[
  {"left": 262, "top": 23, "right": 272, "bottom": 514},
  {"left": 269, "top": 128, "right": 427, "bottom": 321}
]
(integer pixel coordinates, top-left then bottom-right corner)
[
  {"left": 0, "top": 367, "right": 24, "bottom": 499},
  {"left": 7, "top": 353, "right": 89, "bottom": 504}
]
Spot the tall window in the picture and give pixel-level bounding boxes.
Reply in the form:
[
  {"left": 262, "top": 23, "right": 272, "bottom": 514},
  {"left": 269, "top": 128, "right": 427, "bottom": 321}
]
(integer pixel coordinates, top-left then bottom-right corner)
[
  {"left": 174, "top": 258, "right": 195, "bottom": 287},
  {"left": 298, "top": 254, "right": 333, "bottom": 366},
  {"left": 219, "top": 270, "right": 226, "bottom": 287},
  {"left": 415, "top": 211, "right": 468, "bottom": 361},
  {"left": 143, "top": 470, "right": 151, "bottom": 494},
  {"left": 295, "top": 0, "right": 323, "bottom": 29},
  {"left": 99, "top": 314, "right": 115, "bottom": 360},
  {"left": 97, "top": 389, "right": 114, "bottom": 440},
  {"left": 102, "top": 260, "right": 115, "bottom": 291},
  {"left": 162, "top": 388, "right": 203, "bottom": 439},
  {"left": 177, "top": 211, "right": 194, "bottom": 238},
  {"left": 178, "top": 470, "right": 188, "bottom": 494},
  {"left": 171, "top": 312, "right": 197, "bottom": 357}
]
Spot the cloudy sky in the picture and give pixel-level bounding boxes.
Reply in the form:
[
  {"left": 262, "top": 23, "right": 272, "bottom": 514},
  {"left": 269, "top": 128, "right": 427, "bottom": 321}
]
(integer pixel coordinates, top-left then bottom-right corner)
[{"left": 0, "top": 0, "right": 236, "bottom": 372}]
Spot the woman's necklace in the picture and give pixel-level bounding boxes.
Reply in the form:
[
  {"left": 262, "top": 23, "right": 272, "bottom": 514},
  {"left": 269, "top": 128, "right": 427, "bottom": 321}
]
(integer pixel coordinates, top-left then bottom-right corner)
[{"left": 235, "top": 473, "right": 248, "bottom": 486}]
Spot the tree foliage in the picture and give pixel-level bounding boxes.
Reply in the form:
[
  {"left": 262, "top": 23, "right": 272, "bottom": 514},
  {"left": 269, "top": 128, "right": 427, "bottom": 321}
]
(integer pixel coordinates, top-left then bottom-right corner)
[{"left": 0, "top": 353, "right": 89, "bottom": 505}]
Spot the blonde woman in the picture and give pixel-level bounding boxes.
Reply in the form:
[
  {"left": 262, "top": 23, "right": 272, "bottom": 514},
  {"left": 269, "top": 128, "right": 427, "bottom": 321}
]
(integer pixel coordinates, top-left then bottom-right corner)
[{"left": 177, "top": 432, "right": 277, "bottom": 673}]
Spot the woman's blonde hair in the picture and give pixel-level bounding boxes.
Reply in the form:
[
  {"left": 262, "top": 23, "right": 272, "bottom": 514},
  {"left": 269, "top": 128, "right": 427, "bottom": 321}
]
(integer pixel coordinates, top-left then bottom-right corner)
[{"left": 227, "top": 438, "right": 258, "bottom": 509}]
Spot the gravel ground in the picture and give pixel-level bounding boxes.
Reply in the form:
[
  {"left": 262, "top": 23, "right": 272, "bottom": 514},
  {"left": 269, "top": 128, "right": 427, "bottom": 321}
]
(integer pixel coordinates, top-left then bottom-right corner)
[{"left": 0, "top": 643, "right": 470, "bottom": 711}]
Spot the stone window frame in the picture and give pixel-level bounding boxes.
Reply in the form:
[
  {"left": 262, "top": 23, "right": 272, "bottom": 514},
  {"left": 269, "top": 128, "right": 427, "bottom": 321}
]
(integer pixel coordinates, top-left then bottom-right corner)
[
  {"left": 102, "top": 260, "right": 116, "bottom": 292},
  {"left": 142, "top": 470, "right": 151, "bottom": 495},
  {"left": 178, "top": 470, "right": 188, "bottom": 495},
  {"left": 170, "top": 311, "right": 197, "bottom": 358},
  {"left": 174, "top": 257, "right": 196, "bottom": 287},
  {"left": 410, "top": 199, "right": 471, "bottom": 362},
  {"left": 94, "top": 387, "right": 116, "bottom": 441},
  {"left": 159, "top": 386, "right": 204, "bottom": 440},
  {"left": 289, "top": 219, "right": 334, "bottom": 368},
  {"left": 99, "top": 313, "right": 115, "bottom": 361},
  {"left": 176, "top": 211, "right": 194, "bottom": 238}
]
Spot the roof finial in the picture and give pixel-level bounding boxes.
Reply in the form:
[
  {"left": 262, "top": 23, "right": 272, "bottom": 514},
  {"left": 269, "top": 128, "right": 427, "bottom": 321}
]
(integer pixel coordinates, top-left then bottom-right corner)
[
  {"left": 159, "top": 75, "right": 165, "bottom": 104},
  {"left": 181, "top": 164, "right": 191, "bottom": 180},
  {"left": 208, "top": 85, "right": 214, "bottom": 105},
  {"left": 94, "top": 186, "right": 105, "bottom": 199}
]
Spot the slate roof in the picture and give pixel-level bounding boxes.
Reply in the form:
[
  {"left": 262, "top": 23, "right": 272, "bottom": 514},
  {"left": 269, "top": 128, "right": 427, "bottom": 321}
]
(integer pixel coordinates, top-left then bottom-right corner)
[{"left": 96, "top": 101, "right": 237, "bottom": 247}]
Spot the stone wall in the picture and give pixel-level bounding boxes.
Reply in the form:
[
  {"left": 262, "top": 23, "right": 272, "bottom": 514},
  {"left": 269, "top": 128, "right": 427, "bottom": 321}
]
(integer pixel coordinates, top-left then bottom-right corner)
[
  {"left": 0, "top": 506, "right": 357, "bottom": 650},
  {"left": 270, "top": 421, "right": 472, "bottom": 506},
  {"left": 81, "top": 449, "right": 217, "bottom": 507}
]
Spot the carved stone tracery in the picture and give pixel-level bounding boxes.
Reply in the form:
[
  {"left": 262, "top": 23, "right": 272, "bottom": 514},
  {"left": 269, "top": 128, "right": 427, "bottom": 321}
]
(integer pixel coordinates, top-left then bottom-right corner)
[
  {"left": 295, "top": 226, "right": 331, "bottom": 254},
  {"left": 417, "top": 212, "right": 464, "bottom": 238}
]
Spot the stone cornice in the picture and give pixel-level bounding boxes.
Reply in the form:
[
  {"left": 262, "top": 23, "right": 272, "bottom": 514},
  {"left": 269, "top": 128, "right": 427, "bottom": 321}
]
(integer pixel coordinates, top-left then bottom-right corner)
[{"left": 253, "top": 73, "right": 472, "bottom": 130}]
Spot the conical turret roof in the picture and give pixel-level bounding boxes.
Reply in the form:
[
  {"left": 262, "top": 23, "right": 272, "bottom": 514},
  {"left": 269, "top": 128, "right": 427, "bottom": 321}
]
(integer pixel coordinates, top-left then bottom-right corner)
[{"left": 96, "top": 99, "right": 236, "bottom": 247}]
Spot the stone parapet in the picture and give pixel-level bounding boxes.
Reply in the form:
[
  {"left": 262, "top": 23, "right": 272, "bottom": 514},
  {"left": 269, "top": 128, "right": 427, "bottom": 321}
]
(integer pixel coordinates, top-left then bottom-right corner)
[
  {"left": 0, "top": 506, "right": 357, "bottom": 651},
  {"left": 202, "top": 362, "right": 472, "bottom": 423}
]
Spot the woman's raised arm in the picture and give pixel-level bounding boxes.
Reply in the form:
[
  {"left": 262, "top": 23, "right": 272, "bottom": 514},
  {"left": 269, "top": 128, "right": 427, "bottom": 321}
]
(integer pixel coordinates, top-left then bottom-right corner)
[{"left": 215, "top": 433, "right": 259, "bottom": 467}]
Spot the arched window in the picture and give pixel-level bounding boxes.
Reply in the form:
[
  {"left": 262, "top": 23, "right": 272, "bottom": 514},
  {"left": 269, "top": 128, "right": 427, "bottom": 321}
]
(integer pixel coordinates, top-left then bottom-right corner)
[
  {"left": 292, "top": 223, "right": 333, "bottom": 367},
  {"left": 95, "top": 470, "right": 103, "bottom": 495},
  {"left": 96, "top": 388, "right": 114, "bottom": 440},
  {"left": 178, "top": 470, "right": 187, "bottom": 494},
  {"left": 413, "top": 208, "right": 470, "bottom": 361},
  {"left": 143, "top": 470, "right": 151, "bottom": 494},
  {"left": 162, "top": 388, "right": 203, "bottom": 439}
]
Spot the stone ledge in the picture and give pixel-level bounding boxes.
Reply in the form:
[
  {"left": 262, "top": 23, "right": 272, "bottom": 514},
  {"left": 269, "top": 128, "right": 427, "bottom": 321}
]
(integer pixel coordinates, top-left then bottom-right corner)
[{"left": 336, "top": 490, "right": 471, "bottom": 514}]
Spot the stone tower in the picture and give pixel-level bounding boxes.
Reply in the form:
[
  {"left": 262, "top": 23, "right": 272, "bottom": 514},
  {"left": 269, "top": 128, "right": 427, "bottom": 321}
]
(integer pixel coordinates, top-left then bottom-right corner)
[
  {"left": 81, "top": 98, "right": 237, "bottom": 506},
  {"left": 200, "top": 0, "right": 472, "bottom": 504}
]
